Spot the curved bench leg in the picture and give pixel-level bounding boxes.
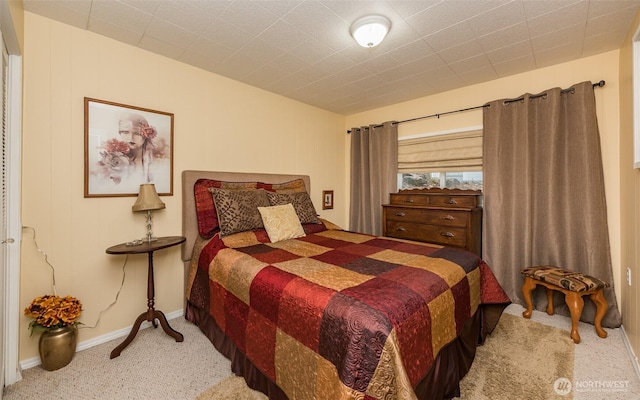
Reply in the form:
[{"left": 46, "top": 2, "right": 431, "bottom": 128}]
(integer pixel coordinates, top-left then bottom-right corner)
[
  {"left": 522, "top": 277, "right": 537, "bottom": 319},
  {"left": 589, "top": 289, "right": 608, "bottom": 339},
  {"left": 545, "top": 287, "right": 555, "bottom": 315},
  {"left": 565, "top": 291, "right": 584, "bottom": 344}
]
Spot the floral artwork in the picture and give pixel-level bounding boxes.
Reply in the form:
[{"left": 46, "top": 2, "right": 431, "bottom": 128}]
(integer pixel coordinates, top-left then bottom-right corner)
[
  {"left": 84, "top": 98, "right": 173, "bottom": 197},
  {"left": 24, "top": 295, "right": 82, "bottom": 336}
]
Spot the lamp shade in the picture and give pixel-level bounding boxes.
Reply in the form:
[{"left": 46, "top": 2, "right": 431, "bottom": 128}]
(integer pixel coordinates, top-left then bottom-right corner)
[
  {"left": 132, "top": 183, "right": 166, "bottom": 212},
  {"left": 350, "top": 15, "right": 391, "bottom": 48}
]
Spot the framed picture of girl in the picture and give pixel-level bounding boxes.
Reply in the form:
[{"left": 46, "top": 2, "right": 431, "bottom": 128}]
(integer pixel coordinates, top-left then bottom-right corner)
[{"left": 84, "top": 98, "right": 174, "bottom": 197}]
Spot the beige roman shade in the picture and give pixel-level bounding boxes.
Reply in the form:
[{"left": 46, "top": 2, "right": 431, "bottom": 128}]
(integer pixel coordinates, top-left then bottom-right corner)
[{"left": 398, "top": 129, "right": 482, "bottom": 173}]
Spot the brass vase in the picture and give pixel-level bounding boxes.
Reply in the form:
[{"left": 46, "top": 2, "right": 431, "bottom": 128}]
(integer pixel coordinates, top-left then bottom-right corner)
[{"left": 38, "top": 325, "right": 78, "bottom": 371}]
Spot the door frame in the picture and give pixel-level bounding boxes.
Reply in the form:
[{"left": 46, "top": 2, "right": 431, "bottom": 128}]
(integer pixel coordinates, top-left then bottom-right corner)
[
  {"left": 3, "top": 52, "right": 22, "bottom": 387},
  {"left": 1, "top": 0, "right": 23, "bottom": 386}
]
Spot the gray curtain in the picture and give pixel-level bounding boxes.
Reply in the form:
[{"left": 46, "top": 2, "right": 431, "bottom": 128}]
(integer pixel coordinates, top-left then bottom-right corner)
[
  {"left": 349, "top": 122, "right": 398, "bottom": 236},
  {"left": 483, "top": 81, "right": 621, "bottom": 328}
]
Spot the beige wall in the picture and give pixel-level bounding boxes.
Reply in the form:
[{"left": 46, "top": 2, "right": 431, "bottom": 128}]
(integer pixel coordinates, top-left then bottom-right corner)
[
  {"left": 619, "top": 8, "right": 640, "bottom": 367},
  {"left": 19, "top": 12, "right": 346, "bottom": 361},
  {"left": 6, "top": 0, "right": 24, "bottom": 53},
  {"left": 345, "top": 51, "right": 623, "bottom": 314}
]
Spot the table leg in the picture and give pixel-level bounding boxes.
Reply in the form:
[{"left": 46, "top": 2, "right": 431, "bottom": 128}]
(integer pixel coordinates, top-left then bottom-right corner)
[
  {"left": 565, "top": 291, "right": 584, "bottom": 344},
  {"left": 521, "top": 277, "right": 536, "bottom": 319},
  {"left": 109, "top": 310, "right": 183, "bottom": 359},
  {"left": 110, "top": 311, "right": 147, "bottom": 359},
  {"left": 110, "top": 250, "right": 183, "bottom": 359},
  {"left": 153, "top": 310, "right": 184, "bottom": 342},
  {"left": 147, "top": 251, "right": 155, "bottom": 314},
  {"left": 590, "top": 289, "right": 609, "bottom": 339}
]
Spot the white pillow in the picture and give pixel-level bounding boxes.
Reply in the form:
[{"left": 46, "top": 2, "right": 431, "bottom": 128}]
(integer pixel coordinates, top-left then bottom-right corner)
[{"left": 258, "top": 203, "right": 306, "bottom": 243}]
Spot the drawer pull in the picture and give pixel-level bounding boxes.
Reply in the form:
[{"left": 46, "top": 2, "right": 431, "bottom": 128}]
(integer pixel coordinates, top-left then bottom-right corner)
[
  {"left": 404, "top": 198, "right": 414, "bottom": 203},
  {"left": 447, "top": 199, "right": 458, "bottom": 205},
  {"left": 441, "top": 215, "right": 455, "bottom": 220},
  {"left": 395, "top": 227, "right": 406, "bottom": 232},
  {"left": 394, "top": 212, "right": 406, "bottom": 217},
  {"left": 440, "top": 231, "right": 455, "bottom": 238}
]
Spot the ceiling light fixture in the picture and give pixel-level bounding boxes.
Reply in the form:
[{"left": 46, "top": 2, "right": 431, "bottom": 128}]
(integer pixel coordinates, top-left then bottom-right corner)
[{"left": 350, "top": 15, "right": 391, "bottom": 48}]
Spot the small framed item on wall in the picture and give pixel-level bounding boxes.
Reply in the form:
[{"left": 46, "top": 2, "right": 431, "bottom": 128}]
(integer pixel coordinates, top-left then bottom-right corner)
[
  {"left": 322, "top": 190, "right": 334, "bottom": 210},
  {"left": 84, "top": 97, "right": 174, "bottom": 198}
]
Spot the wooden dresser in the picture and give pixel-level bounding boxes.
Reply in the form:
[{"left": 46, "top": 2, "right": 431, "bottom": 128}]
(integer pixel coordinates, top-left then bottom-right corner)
[{"left": 382, "top": 188, "right": 482, "bottom": 256}]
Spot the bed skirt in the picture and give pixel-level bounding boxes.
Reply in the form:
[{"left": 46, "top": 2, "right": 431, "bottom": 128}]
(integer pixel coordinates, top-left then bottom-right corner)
[{"left": 185, "top": 301, "right": 504, "bottom": 400}]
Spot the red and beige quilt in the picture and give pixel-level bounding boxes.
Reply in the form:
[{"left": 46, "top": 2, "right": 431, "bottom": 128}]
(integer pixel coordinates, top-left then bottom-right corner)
[{"left": 186, "top": 222, "right": 509, "bottom": 400}]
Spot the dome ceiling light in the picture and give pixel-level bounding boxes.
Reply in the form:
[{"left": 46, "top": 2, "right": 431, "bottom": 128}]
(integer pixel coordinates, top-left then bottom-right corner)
[{"left": 350, "top": 15, "right": 391, "bottom": 48}]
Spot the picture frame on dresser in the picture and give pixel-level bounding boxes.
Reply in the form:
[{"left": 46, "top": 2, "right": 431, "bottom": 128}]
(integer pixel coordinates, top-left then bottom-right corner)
[{"left": 84, "top": 97, "right": 174, "bottom": 198}]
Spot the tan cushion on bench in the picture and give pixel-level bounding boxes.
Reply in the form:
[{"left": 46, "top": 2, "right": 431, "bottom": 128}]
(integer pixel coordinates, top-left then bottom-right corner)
[{"left": 520, "top": 266, "right": 609, "bottom": 292}]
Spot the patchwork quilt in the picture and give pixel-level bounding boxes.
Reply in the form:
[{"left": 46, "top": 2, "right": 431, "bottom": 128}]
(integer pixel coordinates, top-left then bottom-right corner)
[{"left": 187, "top": 224, "right": 509, "bottom": 400}]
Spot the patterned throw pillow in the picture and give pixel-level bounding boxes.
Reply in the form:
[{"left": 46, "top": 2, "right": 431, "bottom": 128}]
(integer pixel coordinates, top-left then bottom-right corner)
[
  {"left": 194, "top": 179, "right": 258, "bottom": 238},
  {"left": 258, "top": 179, "right": 307, "bottom": 194},
  {"left": 258, "top": 204, "right": 306, "bottom": 243},
  {"left": 265, "top": 191, "right": 320, "bottom": 224},
  {"left": 209, "top": 188, "right": 270, "bottom": 237}
]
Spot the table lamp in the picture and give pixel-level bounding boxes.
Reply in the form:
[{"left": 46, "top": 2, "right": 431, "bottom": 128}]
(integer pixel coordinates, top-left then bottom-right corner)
[{"left": 132, "top": 183, "right": 165, "bottom": 243}]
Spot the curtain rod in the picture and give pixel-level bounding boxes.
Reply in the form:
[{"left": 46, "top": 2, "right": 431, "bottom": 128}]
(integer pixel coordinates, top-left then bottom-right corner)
[{"left": 347, "top": 80, "right": 605, "bottom": 134}]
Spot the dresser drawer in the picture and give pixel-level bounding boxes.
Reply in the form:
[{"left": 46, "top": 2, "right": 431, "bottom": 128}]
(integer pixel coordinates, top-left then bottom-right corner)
[
  {"left": 386, "top": 221, "right": 467, "bottom": 248},
  {"left": 390, "top": 193, "right": 431, "bottom": 206},
  {"left": 390, "top": 193, "right": 479, "bottom": 208},
  {"left": 385, "top": 207, "right": 468, "bottom": 228},
  {"left": 426, "top": 195, "right": 478, "bottom": 208}
]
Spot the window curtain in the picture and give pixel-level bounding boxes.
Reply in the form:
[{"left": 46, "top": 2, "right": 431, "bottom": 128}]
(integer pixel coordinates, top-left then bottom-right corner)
[
  {"left": 483, "top": 81, "right": 621, "bottom": 328},
  {"left": 349, "top": 122, "right": 398, "bottom": 236}
]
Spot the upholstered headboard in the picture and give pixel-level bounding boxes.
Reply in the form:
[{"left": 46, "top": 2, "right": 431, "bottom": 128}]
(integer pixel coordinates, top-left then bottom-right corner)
[{"left": 181, "top": 170, "right": 311, "bottom": 264}]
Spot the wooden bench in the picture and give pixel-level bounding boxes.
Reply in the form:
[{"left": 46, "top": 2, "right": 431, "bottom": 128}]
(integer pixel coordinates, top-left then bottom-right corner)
[{"left": 520, "top": 266, "right": 609, "bottom": 344}]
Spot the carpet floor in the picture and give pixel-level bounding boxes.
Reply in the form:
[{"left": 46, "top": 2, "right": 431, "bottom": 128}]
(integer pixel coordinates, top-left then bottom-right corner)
[
  {"left": 458, "top": 313, "right": 573, "bottom": 400},
  {"left": 3, "top": 304, "right": 640, "bottom": 399}
]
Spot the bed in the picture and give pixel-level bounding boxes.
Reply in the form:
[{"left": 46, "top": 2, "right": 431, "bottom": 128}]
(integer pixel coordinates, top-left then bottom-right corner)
[{"left": 181, "top": 170, "right": 510, "bottom": 400}]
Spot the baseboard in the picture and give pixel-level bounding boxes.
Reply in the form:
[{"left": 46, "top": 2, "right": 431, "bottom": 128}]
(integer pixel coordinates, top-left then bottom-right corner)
[
  {"left": 621, "top": 324, "right": 640, "bottom": 380},
  {"left": 19, "top": 309, "right": 184, "bottom": 370}
]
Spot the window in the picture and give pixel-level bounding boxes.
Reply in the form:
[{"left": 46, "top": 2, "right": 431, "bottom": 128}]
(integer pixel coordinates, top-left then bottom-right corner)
[
  {"left": 397, "top": 128, "right": 483, "bottom": 191},
  {"left": 399, "top": 171, "right": 482, "bottom": 190}
]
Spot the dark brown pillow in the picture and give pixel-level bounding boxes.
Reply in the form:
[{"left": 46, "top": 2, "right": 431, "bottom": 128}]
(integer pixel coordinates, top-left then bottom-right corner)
[
  {"left": 209, "top": 188, "right": 270, "bottom": 237},
  {"left": 265, "top": 191, "right": 320, "bottom": 224},
  {"left": 194, "top": 179, "right": 258, "bottom": 238}
]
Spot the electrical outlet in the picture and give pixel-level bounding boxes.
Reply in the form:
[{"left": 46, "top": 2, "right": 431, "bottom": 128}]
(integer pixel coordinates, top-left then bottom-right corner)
[{"left": 627, "top": 267, "right": 632, "bottom": 286}]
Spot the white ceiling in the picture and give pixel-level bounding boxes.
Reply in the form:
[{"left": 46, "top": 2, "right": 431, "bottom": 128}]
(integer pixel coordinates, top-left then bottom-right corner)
[{"left": 22, "top": 0, "right": 640, "bottom": 115}]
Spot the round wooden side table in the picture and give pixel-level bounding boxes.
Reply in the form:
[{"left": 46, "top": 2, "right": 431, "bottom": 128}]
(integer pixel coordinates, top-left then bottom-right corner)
[{"left": 106, "top": 236, "right": 186, "bottom": 359}]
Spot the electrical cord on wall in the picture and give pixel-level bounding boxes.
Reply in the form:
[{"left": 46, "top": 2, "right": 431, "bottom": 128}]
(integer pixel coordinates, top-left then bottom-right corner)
[
  {"left": 22, "top": 225, "right": 127, "bottom": 329},
  {"left": 22, "top": 226, "right": 57, "bottom": 296},
  {"left": 81, "top": 254, "right": 128, "bottom": 329}
]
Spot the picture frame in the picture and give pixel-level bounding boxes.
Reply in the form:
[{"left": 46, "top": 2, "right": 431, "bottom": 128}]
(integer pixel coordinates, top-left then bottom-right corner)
[
  {"left": 322, "top": 190, "right": 334, "bottom": 210},
  {"left": 84, "top": 97, "right": 174, "bottom": 197}
]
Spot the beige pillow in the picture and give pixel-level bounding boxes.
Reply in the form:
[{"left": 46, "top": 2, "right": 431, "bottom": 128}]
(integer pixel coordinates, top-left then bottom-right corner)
[{"left": 258, "top": 204, "right": 306, "bottom": 243}]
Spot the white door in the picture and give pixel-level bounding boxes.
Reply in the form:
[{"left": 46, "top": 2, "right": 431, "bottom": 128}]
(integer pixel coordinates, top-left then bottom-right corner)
[
  {"left": 1, "top": 46, "right": 21, "bottom": 390},
  {"left": 0, "top": 1, "right": 23, "bottom": 388}
]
